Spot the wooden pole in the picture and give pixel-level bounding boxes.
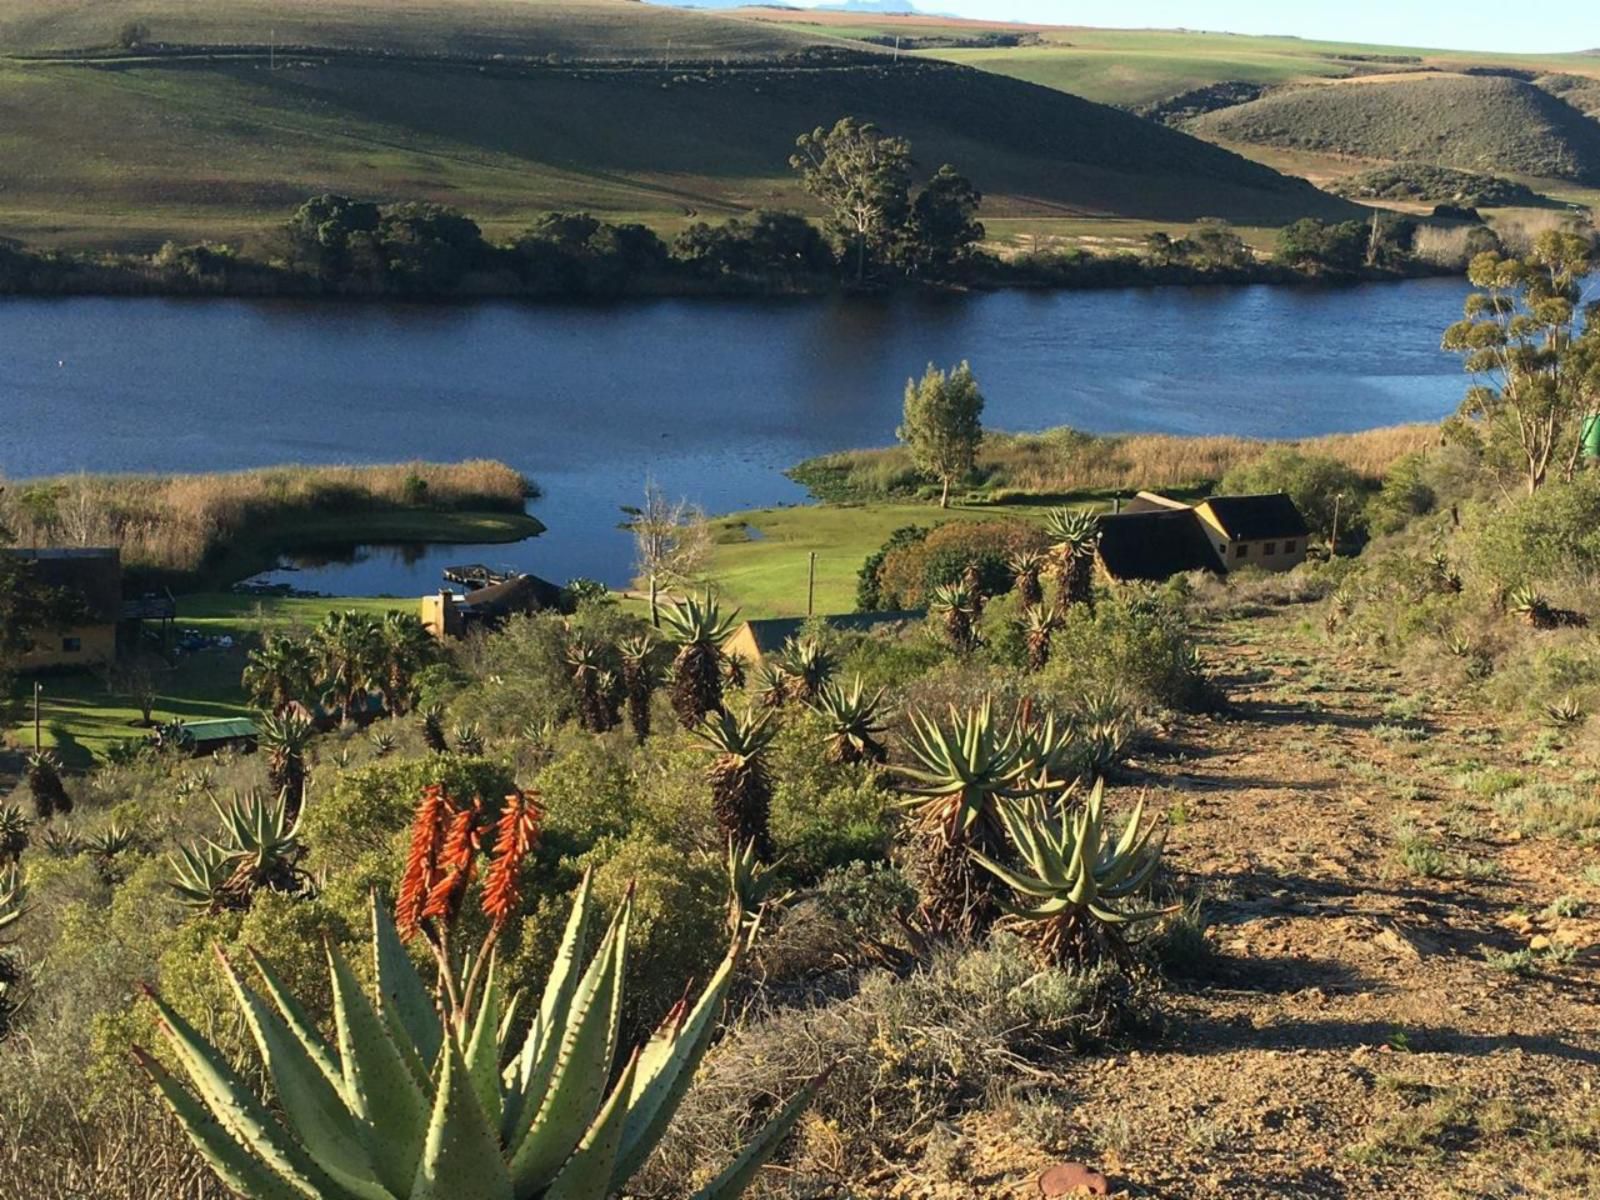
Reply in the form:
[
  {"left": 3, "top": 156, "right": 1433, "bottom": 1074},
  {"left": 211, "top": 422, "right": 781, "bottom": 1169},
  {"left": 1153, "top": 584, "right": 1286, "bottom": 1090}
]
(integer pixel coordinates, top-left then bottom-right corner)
[
  {"left": 34, "top": 681, "right": 42, "bottom": 752},
  {"left": 807, "top": 552, "right": 817, "bottom": 617},
  {"left": 1330, "top": 493, "right": 1343, "bottom": 557}
]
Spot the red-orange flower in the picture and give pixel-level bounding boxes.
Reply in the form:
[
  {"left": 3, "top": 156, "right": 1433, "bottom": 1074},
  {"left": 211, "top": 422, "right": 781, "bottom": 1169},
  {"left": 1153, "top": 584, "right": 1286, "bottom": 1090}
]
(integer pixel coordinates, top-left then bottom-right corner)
[
  {"left": 396, "top": 784, "right": 449, "bottom": 939},
  {"left": 483, "top": 790, "right": 544, "bottom": 929},
  {"left": 422, "top": 799, "right": 483, "bottom": 923}
]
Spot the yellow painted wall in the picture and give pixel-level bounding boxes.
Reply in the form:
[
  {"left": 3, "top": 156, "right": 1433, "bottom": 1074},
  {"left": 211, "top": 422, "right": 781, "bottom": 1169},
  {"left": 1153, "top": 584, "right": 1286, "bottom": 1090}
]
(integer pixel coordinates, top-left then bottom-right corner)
[{"left": 18, "top": 623, "right": 117, "bottom": 670}]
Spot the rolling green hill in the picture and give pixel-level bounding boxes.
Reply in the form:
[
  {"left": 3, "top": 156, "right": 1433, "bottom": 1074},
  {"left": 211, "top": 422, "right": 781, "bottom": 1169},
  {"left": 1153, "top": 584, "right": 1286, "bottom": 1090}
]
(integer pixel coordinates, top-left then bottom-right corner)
[
  {"left": 1189, "top": 74, "right": 1600, "bottom": 185},
  {"left": 0, "top": 0, "right": 835, "bottom": 62},
  {"left": 0, "top": 0, "right": 1359, "bottom": 250}
]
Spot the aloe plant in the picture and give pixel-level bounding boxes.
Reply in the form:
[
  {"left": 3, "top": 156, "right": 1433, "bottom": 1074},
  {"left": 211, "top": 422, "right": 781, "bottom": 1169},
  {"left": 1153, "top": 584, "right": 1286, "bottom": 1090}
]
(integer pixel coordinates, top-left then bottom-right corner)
[
  {"left": 693, "top": 707, "right": 780, "bottom": 862},
  {"left": 660, "top": 596, "right": 741, "bottom": 726},
  {"left": 1021, "top": 603, "right": 1061, "bottom": 673},
  {"left": 893, "top": 697, "right": 1071, "bottom": 933},
  {"left": 1007, "top": 548, "right": 1046, "bottom": 611},
  {"left": 972, "top": 778, "right": 1165, "bottom": 965},
  {"left": 168, "top": 791, "right": 307, "bottom": 912},
  {"left": 809, "top": 676, "right": 889, "bottom": 765},
  {"left": 259, "top": 707, "right": 316, "bottom": 821},
  {"left": 617, "top": 635, "right": 658, "bottom": 743},
  {"left": 1044, "top": 508, "right": 1100, "bottom": 609},
  {"left": 778, "top": 634, "right": 836, "bottom": 704},
  {"left": 0, "top": 863, "right": 27, "bottom": 1040},
  {"left": 138, "top": 786, "right": 819, "bottom": 1200},
  {"left": 421, "top": 704, "right": 449, "bottom": 754},
  {"left": 0, "top": 805, "right": 28, "bottom": 865},
  {"left": 929, "top": 582, "right": 978, "bottom": 653},
  {"left": 567, "top": 636, "right": 612, "bottom": 733},
  {"left": 25, "top": 751, "right": 72, "bottom": 821}
]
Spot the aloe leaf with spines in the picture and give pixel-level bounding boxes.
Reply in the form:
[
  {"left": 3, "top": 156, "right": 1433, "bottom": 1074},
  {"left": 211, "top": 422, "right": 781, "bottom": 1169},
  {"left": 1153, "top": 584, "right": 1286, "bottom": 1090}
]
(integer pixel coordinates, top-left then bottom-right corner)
[
  {"left": 660, "top": 596, "right": 741, "bottom": 725},
  {"left": 141, "top": 786, "right": 816, "bottom": 1200},
  {"left": 972, "top": 778, "right": 1166, "bottom": 966},
  {"left": 809, "top": 675, "right": 889, "bottom": 765},
  {"left": 1044, "top": 507, "right": 1101, "bottom": 609}
]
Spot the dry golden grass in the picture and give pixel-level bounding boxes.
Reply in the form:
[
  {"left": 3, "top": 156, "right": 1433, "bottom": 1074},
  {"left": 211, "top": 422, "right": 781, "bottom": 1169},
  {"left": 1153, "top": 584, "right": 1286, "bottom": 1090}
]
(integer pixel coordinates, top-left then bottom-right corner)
[
  {"left": 798, "top": 423, "right": 1439, "bottom": 501},
  {"left": 0, "top": 460, "right": 527, "bottom": 573}
]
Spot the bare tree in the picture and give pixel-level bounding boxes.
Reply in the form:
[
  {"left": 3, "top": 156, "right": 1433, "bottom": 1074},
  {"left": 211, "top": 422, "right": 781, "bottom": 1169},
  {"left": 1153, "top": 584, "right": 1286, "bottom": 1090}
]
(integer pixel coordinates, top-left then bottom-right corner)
[{"left": 624, "top": 482, "right": 711, "bottom": 626}]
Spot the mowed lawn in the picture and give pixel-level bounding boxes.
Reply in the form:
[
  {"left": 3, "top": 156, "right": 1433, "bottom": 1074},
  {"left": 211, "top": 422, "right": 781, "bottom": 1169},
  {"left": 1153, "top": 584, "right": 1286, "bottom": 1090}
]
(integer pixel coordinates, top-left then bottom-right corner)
[
  {"left": 707, "top": 498, "right": 1071, "bottom": 619},
  {"left": 11, "top": 594, "right": 411, "bottom": 766}
]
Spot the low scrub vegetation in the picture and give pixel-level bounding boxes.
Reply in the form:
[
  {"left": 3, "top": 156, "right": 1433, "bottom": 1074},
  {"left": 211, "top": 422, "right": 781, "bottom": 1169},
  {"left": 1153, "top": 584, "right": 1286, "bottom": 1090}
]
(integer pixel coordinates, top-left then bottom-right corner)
[
  {"left": 0, "top": 460, "right": 530, "bottom": 578},
  {"left": 793, "top": 423, "right": 1436, "bottom": 505}
]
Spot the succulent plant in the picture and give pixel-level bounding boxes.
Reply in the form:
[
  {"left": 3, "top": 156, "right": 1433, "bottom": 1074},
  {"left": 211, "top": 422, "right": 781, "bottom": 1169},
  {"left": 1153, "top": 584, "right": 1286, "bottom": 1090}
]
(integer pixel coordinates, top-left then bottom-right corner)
[
  {"left": 259, "top": 707, "right": 316, "bottom": 821},
  {"left": 721, "top": 649, "right": 750, "bottom": 691},
  {"left": 960, "top": 560, "right": 986, "bottom": 619},
  {"left": 1545, "top": 695, "right": 1585, "bottom": 728},
  {"left": 972, "top": 779, "right": 1165, "bottom": 965},
  {"left": 929, "top": 582, "right": 978, "bottom": 653},
  {"left": 893, "top": 697, "right": 1070, "bottom": 933},
  {"left": 84, "top": 821, "right": 138, "bottom": 883},
  {"left": 38, "top": 823, "right": 80, "bottom": 858},
  {"left": 660, "top": 596, "right": 741, "bottom": 726},
  {"left": 753, "top": 662, "right": 790, "bottom": 710},
  {"left": 421, "top": 704, "right": 449, "bottom": 754},
  {"left": 1044, "top": 508, "right": 1100, "bottom": 609},
  {"left": 1022, "top": 603, "right": 1062, "bottom": 673},
  {"left": 1007, "top": 548, "right": 1046, "bottom": 611},
  {"left": 370, "top": 729, "right": 399, "bottom": 758},
  {"left": 809, "top": 676, "right": 889, "bottom": 765},
  {"left": 0, "top": 805, "right": 29, "bottom": 865},
  {"left": 567, "top": 636, "right": 613, "bottom": 733},
  {"left": 693, "top": 707, "right": 780, "bottom": 862},
  {"left": 25, "top": 751, "right": 72, "bottom": 822},
  {"left": 0, "top": 864, "right": 24, "bottom": 939},
  {"left": 617, "top": 634, "right": 658, "bottom": 743},
  {"left": 138, "top": 788, "right": 818, "bottom": 1200},
  {"left": 168, "top": 792, "right": 307, "bottom": 912},
  {"left": 778, "top": 634, "right": 835, "bottom": 704},
  {"left": 453, "top": 723, "right": 486, "bottom": 757},
  {"left": 0, "top": 863, "right": 28, "bottom": 1041},
  {"left": 725, "top": 836, "right": 786, "bottom": 948}
]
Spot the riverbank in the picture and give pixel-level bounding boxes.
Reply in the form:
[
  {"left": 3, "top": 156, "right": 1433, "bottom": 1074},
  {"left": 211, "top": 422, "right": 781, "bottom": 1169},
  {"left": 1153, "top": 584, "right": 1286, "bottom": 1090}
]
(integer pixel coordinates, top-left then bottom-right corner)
[
  {"left": 0, "top": 223, "right": 1455, "bottom": 303},
  {"left": 0, "top": 461, "right": 539, "bottom": 590}
]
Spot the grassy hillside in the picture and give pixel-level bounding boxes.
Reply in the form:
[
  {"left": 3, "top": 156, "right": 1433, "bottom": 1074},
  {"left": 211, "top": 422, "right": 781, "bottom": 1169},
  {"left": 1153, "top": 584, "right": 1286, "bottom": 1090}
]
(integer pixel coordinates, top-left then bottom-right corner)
[
  {"left": 1190, "top": 74, "right": 1600, "bottom": 185},
  {"left": 0, "top": 0, "right": 836, "bottom": 62},
  {"left": 0, "top": 1, "right": 1358, "bottom": 250}
]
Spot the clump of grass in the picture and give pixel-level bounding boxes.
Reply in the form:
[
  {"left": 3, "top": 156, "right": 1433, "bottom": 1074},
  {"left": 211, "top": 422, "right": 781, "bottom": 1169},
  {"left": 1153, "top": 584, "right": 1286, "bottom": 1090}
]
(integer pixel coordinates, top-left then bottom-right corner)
[
  {"left": 1494, "top": 783, "right": 1600, "bottom": 839},
  {"left": 792, "top": 424, "right": 1436, "bottom": 502},
  {"left": 0, "top": 460, "right": 531, "bottom": 574}
]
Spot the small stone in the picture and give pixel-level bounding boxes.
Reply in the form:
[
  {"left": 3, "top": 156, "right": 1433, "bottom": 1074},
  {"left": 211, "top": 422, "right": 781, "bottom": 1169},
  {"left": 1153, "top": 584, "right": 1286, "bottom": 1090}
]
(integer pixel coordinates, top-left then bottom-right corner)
[
  {"left": 1530, "top": 934, "right": 1552, "bottom": 952},
  {"left": 1039, "top": 1163, "right": 1110, "bottom": 1196}
]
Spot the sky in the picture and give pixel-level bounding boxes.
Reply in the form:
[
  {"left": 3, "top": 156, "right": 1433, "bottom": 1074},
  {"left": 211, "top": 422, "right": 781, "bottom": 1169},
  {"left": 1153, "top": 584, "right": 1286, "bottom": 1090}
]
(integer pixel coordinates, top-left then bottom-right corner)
[{"left": 781, "top": 2, "right": 1599, "bottom": 56}]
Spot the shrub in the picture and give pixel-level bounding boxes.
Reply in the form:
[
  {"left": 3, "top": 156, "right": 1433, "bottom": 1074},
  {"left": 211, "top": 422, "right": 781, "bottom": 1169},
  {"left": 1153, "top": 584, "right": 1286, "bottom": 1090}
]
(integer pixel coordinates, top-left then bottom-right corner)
[
  {"left": 873, "top": 520, "right": 1049, "bottom": 610},
  {"left": 1472, "top": 472, "right": 1600, "bottom": 590}
]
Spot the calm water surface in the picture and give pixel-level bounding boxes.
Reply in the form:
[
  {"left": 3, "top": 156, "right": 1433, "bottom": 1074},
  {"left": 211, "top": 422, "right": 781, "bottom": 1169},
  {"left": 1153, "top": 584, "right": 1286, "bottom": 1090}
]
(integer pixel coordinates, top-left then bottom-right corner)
[{"left": 0, "top": 280, "right": 1468, "bottom": 591}]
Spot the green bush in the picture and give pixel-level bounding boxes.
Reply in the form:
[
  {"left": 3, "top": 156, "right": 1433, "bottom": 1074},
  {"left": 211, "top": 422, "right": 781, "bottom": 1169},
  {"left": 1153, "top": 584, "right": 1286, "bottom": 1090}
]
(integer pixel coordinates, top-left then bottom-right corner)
[
  {"left": 1472, "top": 472, "right": 1600, "bottom": 590},
  {"left": 872, "top": 519, "right": 1049, "bottom": 610}
]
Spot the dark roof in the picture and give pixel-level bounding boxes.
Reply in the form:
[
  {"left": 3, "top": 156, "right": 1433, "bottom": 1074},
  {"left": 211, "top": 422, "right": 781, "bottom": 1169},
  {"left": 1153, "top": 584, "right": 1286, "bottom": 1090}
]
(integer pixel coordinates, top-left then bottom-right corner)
[
  {"left": 4, "top": 547, "right": 122, "bottom": 622},
  {"left": 1096, "top": 510, "right": 1221, "bottom": 582},
  {"left": 1198, "top": 493, "right": 1310, "bottom": 541},
  {"left": 184, "top": 718, "right": 260, "bottom": 743},
  {"left": 738, "top": 611, "right": 925, "bottom": 657},
  {"left": 458, "top": 573, "right": 562, "bottom": 616}
]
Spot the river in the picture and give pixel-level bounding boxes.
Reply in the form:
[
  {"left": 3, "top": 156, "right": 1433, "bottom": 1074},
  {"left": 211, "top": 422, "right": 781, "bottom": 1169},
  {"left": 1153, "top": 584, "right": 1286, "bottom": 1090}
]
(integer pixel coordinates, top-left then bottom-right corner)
[{"left": 0, "top": 279, "right": 1470, "bottom": 592}]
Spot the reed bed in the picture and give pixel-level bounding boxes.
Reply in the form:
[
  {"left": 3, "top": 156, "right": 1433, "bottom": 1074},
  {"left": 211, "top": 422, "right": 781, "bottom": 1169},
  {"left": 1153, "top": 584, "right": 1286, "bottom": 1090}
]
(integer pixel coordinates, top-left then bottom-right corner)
[
  {"left": 0, "top": 460, "right": 529, "bottom": 573},
  {"left": 794, "top": 423, "right": 1439, "bottom": 502}
]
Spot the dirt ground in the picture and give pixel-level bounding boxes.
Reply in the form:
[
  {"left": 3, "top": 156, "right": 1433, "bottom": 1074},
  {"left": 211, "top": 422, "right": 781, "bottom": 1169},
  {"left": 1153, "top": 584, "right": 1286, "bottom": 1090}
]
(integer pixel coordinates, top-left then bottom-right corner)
[{"left": 895, "top": 603, "right": 1600, "bottom": 1199}]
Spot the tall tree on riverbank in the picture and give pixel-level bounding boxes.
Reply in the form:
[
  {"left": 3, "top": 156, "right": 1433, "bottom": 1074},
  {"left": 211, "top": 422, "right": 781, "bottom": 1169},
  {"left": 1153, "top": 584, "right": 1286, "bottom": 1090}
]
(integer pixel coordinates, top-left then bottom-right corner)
[
  {"left": 898, "top": 362, "right": 985, "bottom": 509},
  {"left": 1443, "top": 231, "right": 1597, "bottom": 494},
  {"left": 625, "top": 482, "right": 711, "bottom": 626},
  {"left": 791, "top": 118, "right": 911, "bottom": 282}
]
